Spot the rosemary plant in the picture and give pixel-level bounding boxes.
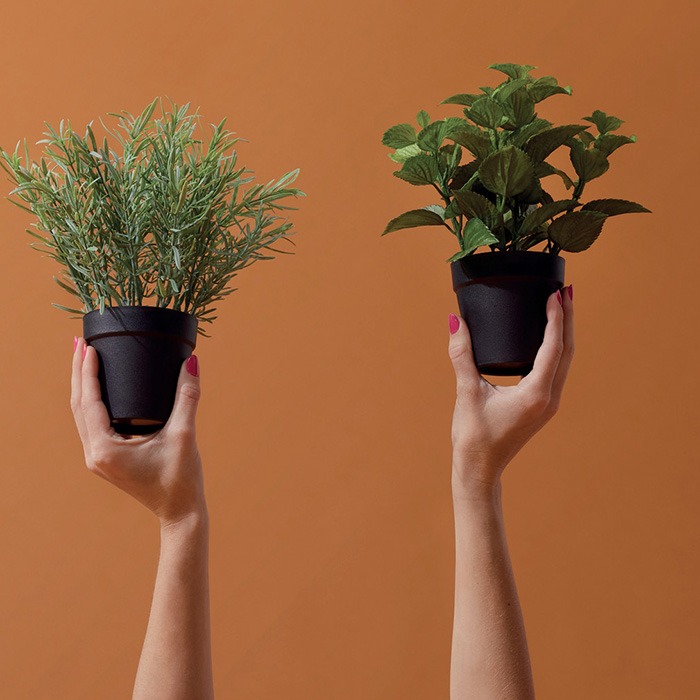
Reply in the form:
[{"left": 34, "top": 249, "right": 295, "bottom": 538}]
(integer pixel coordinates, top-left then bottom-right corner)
[
  {"left": 1, "top": 98, "right": 303, "bottom": 331},
  {"left": 381, "top": 63, "right": 650, "bottom": 260}
]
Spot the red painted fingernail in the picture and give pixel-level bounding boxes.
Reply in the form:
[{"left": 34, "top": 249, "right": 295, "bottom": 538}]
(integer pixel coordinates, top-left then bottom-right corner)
[
  {"left": 73, "top": 336, "right": 78, "bottom": 352},
  {"left": 186, "top": 354, "right": 199, "bottom": 377},
  {"left": 449, "top": 313, "right": 460, "bottom": 335},
  {"left": 82, "top": 342, "right": 88, "bottom": 358},
  {"left": 556, "top": 289, "right": 563, "bottom": 306},
  {"left": 568, "top": 284, "right": 574, "bottom": 301}
]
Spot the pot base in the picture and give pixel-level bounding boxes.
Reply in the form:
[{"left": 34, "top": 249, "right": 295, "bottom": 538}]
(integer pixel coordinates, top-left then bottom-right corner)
[
  {"left": 479, "top": 361, "right": 533, "bottom": 377},
  {"left": 112, "top": 418, "right": 165, "bottom": 436}
]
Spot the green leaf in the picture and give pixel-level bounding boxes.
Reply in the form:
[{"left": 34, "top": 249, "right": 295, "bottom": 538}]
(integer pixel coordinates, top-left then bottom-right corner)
[
  {"left": 493, "top": 78, "right": 529, "bottom": 102},
  {"left": 417, "top": 121, "right": 449, "bottom": 151},
  {"left": 502, "top": 88, "right": 536, "bottom": 129},
  {"left": 53, "top": 275, "right": 81, "bottom": 297},
  {"left": 461, "top": 216, "right": 499, "bottom": 254},
  {"left": 513, "top": 178, "right": 544, "bottom": 204},
  {"left": 520, "top": 199, "right": 578, "bottom": 234},
  {"left": 441, "top": 93, "right": 482, "bottom": 107},
  {"left": 451, "top": 187, "right": 499, "bottom": 227},
  {"left": 466, "top": 97, "right": 505, "bottom": 130},
  {"left": 523, "top": 124, "right": 589, "bottom": 162},
  {"left": 382, "top": 208, "right": 446, "bottom": 235},
  {"left": 449, "top": 160, "right": 479, "bottom": 190},
  {"left": 447, "top": 249, "right": 471, "bottom": 262},
  {"left": 478, "top": 145, "right": 535, "bottom": 197},
  {"left": 527, "top": 76, "right": 572, "bottom": 103},
  {"left": 582, "top": 109, "right": 623, "bottom": 134},
  {"left": 382, "top": 123, "right": 417, "bottom": 149},
  {"left": 389, "top": 143, "right": 422, "bottom": 163},
  {"left": 533, "top": 161, "right": 575, "bottom": 189},
  {"left": 448, "top": 124, "right": 492, "bottom": 161},
  {"left": 393, "top": 154, "right": 440, "bottom": 186},
  {"left": 581, "top": 198, "right": 651, "bottom": 216},
  {"left": 488, "top": 63, "right": 537, "bottom": 80},
  {"left": 569, "top": 145, "right": 609, "bottom": 182},
  {"left": 417, "top": 110, "right": 431, "bottom": 128},
  {"left": 595, "top": 133, "right": 637, "bottom": 157},
  {"left": 52, "top": 303, "right": 85, "bottom": 314},
  {"left": 507, "top": 118, "right": 553, "bottom": 148},
  {"left": 548, "top": 210, "right": 607, "bottom": 252}
]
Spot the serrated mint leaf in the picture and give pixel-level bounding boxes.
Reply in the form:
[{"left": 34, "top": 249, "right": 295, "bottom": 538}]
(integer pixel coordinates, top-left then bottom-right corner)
[
  {"left": 393, "top": 154, "right": 439, "bottom": 186},
  {"left": 389, "top": 143, "right": 423, "bottom": 163},
  {"left": 417, "top": 110, "right": 431, "bottom": 128},
  {"left": 461, "top": 216, "right": 499, "bottom": 254},
  {"left": 581, "top": 199, "right": 651, "bottom": 216},
  {"left": 582, "top": 109, "right": 624, "bottom": 134},
  {"left": 548, "top": 210, "right": 607, "bottom": 252},
  {"left": 478, "top": 145, "right": 535, "bottom": 197},
  {"left": 382, "top": 123, "right": 417, "bottom": 149},
  {"left": 382, "top": 208, "right": 446, "bottom": 235}
]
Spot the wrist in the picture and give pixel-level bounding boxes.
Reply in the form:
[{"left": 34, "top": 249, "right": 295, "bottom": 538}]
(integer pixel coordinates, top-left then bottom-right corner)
[
  {"left": 451, "top": 453, "right": 503, "bottom": 506},
  {"left": 160, "top": 503, "right": 209, "bottom": 535}
]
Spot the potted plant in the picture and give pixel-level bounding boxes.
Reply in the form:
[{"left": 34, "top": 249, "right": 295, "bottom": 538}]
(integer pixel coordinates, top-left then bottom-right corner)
[
  {"left": 1, "top": 98, "right": 303, "bottom": 433},
  {"left": 381, "top": 62, "right": 650, "bottom": 375}
]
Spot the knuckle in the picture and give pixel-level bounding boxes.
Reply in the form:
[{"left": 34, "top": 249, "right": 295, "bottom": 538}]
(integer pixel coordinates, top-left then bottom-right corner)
[
  {"left": 70, "top": 396, "right": 80, "bottom": 415},
  {"left": 448, "top": 340, "right": 470, "bottom": 363},
  {"left": 543, "top": 398, "right": 560, "bottom": 419},
  {"left": 179, "top": 382, "right": 201, "bottom": 403},
  {"left": 88, "top": 446, "right": 112, "bottom": 472}
]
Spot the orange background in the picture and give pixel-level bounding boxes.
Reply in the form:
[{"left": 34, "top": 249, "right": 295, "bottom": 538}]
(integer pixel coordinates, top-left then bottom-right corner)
[{"left": 0, "top": 1, "right": 698, "bottom": 698}]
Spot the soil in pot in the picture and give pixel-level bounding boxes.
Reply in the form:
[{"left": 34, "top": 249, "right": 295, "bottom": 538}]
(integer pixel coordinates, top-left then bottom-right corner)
[
  {"left": 83, "top": 306, "right": 198, "bottom": 435},
  {"left": 451, "top": 251, "right": 565, "bottom": 376}
]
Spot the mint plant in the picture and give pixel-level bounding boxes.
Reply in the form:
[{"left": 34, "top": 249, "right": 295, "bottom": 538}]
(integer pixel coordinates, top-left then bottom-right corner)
[
  {"left": 1, "top": 98, "right": 303, "bottom": 332},
  {"left": 381, "top": 63, "right": 650, "bottom": 260}
]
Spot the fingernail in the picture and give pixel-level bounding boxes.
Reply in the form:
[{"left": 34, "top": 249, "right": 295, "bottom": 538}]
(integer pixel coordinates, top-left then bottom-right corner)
[
  {"left": 186, "top": 354, "right": 199, "bottom": 377},
  {"left": 449, "top": 313, "right": 460, "bottom": 335},
  {"left": 73, "top": 336, "right": 78, "bottom": 352},
  {"left": 556, "top": 289, "right": 563, "bottom": 306},
  {"left": 568, "top": 283, "right": 574, "bottom": 301},
  {"left": 82, "top": 342, "right": 88, "bottom": 358}
]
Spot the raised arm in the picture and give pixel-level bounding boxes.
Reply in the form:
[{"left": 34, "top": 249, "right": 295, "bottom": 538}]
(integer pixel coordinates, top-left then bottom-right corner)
[
  {"left": 70, "top": 339, "right": 214, "bottom": 700},
  {"left": 448, "top": 285, "right": 574, "bottom": 700}
]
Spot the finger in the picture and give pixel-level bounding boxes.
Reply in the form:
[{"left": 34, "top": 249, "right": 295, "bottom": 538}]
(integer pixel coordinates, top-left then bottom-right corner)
[
  {"left": 163, "top": 355, "right": 201, "bottom": 436},
  {"left": 448, "top": 313, "right": 482, "bottom": 391},
  {"left": 520, "top": 289, "right": 564, "bottom": 396},
  {"left": 550, "top": 284, "right": 575, "bottom": 406},
  {"left": 81, "top": 344, "right": 114, "bottom": 438},
  {"left": 70, "top": 337, "right": 92, "bottom": 447}
]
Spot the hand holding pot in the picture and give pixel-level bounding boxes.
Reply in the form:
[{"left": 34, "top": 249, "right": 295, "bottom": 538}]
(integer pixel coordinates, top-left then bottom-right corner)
[
  {"left": 70, "top": 338, "right": 206, "bottom": 526},
  {"left": 449, "top": 286, "right": 574, "bottom": 497}
]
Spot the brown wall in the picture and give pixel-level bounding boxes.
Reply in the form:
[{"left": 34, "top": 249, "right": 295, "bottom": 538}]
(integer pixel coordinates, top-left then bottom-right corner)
[{"left": 0, "top": 1, "right": 697, "bottom": 698}]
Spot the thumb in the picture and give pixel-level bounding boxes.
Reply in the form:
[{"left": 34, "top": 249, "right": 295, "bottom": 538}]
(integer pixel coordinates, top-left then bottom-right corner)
[
  {"left": 164, "top": 354, "right": 201, "bottom": 435},
  {"left": 448, "top": 313, "right": 481, "bottom": 389}
]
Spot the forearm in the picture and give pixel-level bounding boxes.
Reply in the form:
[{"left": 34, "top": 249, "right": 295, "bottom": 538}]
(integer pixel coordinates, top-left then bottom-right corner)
[
  {"left": 450, "top": 463, "right": 534, "bottom": 700},
  {"left": 133, "top": 507, "right": 214, "bottom": 700}
]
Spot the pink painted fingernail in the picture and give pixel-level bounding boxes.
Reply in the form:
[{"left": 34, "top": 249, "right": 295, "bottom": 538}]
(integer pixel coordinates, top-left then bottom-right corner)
[
  {"left": 449, "top": 313, "right": 460, "bottom": 335},
  {"left": 73, "top": 336, "right": 78, "bottom": 352},
  {"left": 568, "top": 284, "right": 574, "bottom": 301},
  {"left": 82, "top": 341, "right": 88, "bottom": 358},
  {"left": 556, "top": 289, "right": 563, "bottom": 306},
  {"left": 186, "top": 355, "right": 199, "bottom": 377}
]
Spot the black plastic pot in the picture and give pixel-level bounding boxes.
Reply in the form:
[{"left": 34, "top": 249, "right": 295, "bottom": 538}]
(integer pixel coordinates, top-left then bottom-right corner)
[
  {"left": 451, "top": 251, "right": 565, "bottom": 376},
  {"left": 83, "top": 306, "right": 198, "bottom": 435}
]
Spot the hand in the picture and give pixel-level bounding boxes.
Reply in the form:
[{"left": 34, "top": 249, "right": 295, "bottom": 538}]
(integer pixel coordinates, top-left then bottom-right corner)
[
  {"left": 449, "top": 286, "right": 574, "bottom": 497},
  {"left": 70, "top": 337, "right": 206, "bottom": 526}
]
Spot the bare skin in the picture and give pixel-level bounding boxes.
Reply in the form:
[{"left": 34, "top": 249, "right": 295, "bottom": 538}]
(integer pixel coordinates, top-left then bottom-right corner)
[
  {"left": 449, "top": 285, "right": 574, "bottom": 700},
  {"left": 70, "top": 338, "right": 214, "bottom": 700}
]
